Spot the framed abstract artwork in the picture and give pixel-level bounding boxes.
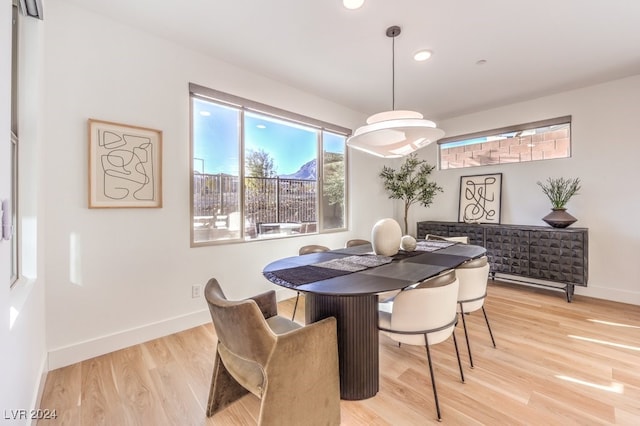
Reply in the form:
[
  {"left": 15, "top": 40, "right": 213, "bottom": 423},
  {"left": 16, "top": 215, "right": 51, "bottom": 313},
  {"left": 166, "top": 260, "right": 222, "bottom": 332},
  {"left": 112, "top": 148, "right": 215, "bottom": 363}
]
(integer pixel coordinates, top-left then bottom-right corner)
[
  {"left": 88, "top": 119, "right": 163, "bottom": 208},
  {"left": 458, "top": 173, "right": 502, "bottom": 224}
]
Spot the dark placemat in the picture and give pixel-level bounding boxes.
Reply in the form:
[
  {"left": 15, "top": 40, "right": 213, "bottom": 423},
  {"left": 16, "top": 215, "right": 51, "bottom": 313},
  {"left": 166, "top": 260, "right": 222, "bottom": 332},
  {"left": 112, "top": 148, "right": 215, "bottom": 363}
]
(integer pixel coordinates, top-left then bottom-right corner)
[
  {"left": 331, "top": 245, "right": 374, "bottom": 256},
  {"left": 264, "top": 244, "right": 468, "bottom": 288},
  {"left": 264, "top": 265, "right": 354, "bottom": 288},
  {"left": 406, "top": 252, "right": 472, "bottom": 269},
  {"left": 415, "top": 240, "right": 456, "bottom": 251},
  {"left": 390, "top": 250, "right": 425, "bottom": 261}
]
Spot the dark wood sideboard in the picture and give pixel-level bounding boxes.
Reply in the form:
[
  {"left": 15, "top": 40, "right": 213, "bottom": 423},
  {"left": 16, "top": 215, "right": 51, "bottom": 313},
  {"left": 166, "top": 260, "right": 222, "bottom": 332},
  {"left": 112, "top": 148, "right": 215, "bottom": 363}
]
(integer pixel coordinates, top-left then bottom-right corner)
[{"left": 416, "top": 221, "right": 588, "bottom": 302}]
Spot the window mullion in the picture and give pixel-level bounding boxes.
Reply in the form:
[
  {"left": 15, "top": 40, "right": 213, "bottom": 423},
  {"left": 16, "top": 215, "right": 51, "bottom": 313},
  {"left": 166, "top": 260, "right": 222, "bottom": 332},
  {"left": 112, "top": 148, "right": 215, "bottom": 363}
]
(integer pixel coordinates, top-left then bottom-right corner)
[
  {"left": 316, "top": 130, "right": 323, "bottom": 232},
  {"left": 239, "top": 109, "right": 246, "bottom": 240}
]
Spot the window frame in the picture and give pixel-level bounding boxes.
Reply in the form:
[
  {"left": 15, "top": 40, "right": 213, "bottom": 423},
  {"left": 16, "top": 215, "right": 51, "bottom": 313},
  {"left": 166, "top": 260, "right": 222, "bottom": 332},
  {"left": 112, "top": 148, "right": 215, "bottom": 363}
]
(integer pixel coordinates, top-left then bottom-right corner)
[
  {"left": 9, "top": 1, "right": 20, "bottom": 286},
  {"left": 189, "top": 83, "right": 350, "bottom": 246},
  {"left": 438, "top": 116, "right": 572, "bottom": 170}
]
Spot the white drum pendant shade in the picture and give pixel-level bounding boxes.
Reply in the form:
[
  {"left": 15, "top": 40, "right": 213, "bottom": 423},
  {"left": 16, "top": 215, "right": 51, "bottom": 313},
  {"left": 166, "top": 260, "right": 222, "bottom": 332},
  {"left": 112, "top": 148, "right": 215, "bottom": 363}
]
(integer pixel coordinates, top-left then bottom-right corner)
[
  {"left": 348, "top": 110, "right": 445, "bottom": 158},
  {"left": 371, "top": 218, "right": 402, "bottom": 256},
  {"left": 346, "top": 26, "right": 444, "bottom": 158}
]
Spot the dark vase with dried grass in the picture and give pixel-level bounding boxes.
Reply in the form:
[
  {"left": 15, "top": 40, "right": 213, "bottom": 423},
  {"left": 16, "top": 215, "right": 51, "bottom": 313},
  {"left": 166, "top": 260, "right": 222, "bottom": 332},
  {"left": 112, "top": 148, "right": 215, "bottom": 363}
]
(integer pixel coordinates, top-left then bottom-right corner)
[{"left": 537, "top": 177, "right": 581, "bottom": 228}]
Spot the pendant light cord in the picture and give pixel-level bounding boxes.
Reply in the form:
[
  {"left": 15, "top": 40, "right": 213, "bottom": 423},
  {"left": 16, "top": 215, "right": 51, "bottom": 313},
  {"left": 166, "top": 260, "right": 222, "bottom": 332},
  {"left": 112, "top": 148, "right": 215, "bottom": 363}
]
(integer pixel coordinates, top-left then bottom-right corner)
[
  {"left": 386, "top": 25, "right": 400, "bottom": 111},
  {"left": 391, "top": 34, "right": 395, "bottom": 111}
]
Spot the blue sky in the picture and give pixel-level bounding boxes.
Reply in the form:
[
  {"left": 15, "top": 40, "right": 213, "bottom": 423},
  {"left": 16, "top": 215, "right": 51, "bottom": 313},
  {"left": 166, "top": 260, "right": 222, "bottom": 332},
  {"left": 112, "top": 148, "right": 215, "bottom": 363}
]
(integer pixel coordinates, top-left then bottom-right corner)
[{"left": 193, "top": 98, "right": 344, "bottom": 176}]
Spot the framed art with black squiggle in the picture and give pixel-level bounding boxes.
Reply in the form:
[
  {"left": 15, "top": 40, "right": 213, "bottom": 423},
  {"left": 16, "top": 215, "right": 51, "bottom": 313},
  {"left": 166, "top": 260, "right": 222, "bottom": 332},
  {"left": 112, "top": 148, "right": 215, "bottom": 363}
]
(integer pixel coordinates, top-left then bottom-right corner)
[
  {"left": 458, "top": 173, "right": 502, "bottom": 224},
  {"left": 88, "top": 119, "right": 163, "bottom": 208}
]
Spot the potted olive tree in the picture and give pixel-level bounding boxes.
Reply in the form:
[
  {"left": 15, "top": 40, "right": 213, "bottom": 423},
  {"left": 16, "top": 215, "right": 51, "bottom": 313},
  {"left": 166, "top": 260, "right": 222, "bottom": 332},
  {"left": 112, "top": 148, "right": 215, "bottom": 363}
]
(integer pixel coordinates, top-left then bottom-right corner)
[
  {"left": 379, "top": 153, "right": 443, "bottom": 235},
  {"left": 537, "top": 177, "right": 581, "bottom": 228}
]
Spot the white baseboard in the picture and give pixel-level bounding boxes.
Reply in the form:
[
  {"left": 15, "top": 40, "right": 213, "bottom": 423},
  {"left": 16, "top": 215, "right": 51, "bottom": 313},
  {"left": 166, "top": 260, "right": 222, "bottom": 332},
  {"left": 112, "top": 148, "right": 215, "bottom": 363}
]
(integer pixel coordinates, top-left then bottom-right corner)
[
  {"left": 26, "top": 354, "right": 49, "bottom": 426},
  {"left": 47, "top": 309, "right": 211, "bottom": 370},
  {"left": 576, "top": 285, "right": 640, "bottom": 306},
  {"left": 492, "top": 274, "right": 640, "bottom": 306},
  {"left": 48, "top": 292, "right": 299, "bottom": 371}
]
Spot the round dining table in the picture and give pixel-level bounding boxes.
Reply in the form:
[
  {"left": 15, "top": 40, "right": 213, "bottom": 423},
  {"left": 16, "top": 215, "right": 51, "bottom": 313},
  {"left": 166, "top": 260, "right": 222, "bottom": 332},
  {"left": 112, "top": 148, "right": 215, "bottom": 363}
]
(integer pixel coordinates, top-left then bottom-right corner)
[{"left": 262, "top": 241, "right": 486, "bottom": 400}]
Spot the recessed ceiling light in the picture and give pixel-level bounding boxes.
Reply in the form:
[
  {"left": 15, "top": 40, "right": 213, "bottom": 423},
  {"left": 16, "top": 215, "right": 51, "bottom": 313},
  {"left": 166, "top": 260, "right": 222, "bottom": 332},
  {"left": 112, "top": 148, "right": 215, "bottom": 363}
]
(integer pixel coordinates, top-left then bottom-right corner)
[
  {"left": 413, "top": 50, "right": 433, "bottom": 61},
  {"left": 257, "top": 124, "right": 266, "bottom": 129},
  {"left": 476, "top": 59, "right": 487, "bottom": 66},
  {"left": 199, "top": 111, "right": 211, "bottom": 116},
  {"left": 343, "top": 0, "right": 365, "bottom": 10}
]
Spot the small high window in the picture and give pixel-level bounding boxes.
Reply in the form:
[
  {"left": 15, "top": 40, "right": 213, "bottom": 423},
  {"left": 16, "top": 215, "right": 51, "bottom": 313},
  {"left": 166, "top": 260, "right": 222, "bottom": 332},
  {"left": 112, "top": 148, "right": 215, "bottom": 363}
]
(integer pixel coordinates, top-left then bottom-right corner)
[{"left": 438, "top": 116, "right": 571, "bottom": 170}]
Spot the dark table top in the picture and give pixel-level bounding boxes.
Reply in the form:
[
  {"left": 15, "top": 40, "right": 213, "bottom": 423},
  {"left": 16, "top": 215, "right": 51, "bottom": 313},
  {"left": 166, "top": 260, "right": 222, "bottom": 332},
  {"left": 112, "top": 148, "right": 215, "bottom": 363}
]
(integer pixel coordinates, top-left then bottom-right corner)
[{"left": 263, "top": 242, "right": 486, "bottom": 296}]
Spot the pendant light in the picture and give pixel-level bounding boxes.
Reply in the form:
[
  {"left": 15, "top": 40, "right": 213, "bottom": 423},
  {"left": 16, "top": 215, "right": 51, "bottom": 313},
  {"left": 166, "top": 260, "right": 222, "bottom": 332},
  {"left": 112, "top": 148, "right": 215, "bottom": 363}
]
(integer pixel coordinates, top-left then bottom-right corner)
[{"left": 347, "top": 26, "right": 445, "bottom": 158}]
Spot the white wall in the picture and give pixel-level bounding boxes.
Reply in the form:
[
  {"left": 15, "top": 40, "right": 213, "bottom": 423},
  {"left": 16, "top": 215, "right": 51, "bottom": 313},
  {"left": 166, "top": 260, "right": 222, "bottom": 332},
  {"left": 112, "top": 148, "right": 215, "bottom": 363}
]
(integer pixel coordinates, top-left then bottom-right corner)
[
  {"left": 41, "top": 0, "right": 640, "bottom": 373},
  {"left": 1, "top": 4, "right": 48, "bottom": 425},
  {"left": 409, "top": 75, "right": 640, "bottom": 305},
  {"left": 43, "top": 0, "right": 391, "bottom": 369}
]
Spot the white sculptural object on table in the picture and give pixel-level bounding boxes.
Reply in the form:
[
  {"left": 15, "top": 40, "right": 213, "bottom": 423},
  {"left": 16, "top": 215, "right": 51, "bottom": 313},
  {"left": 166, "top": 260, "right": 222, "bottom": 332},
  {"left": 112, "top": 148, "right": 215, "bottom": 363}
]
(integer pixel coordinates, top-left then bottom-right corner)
[
  {"left": 400, "top": 235, "right": 417, "bottom": 251},
  {"left": 371, "top": 218, "right": 402, "bottom": 256}
]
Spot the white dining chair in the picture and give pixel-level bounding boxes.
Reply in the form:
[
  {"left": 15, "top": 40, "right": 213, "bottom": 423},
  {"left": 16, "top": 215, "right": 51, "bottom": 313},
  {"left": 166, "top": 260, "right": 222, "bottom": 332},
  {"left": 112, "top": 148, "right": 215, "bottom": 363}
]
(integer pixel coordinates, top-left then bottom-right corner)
[
  {"left": 426, "top": 234, "right": 469, "bottom": 244},
  {"left": 455, "top": 256, "right": 496, "bottom": 368},
  {"left": 378, "top": 270, "right": 464, "bottom": 421}
]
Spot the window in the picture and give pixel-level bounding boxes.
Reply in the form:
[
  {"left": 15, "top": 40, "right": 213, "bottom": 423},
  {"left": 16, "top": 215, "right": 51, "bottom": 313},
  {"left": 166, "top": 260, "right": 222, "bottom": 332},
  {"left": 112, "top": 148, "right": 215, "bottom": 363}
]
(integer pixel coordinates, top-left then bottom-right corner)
[
  {"left": 190, "top": 84, "right": 349, "bottom": 245},
  {"left": 438, "top": 116, "right": 571, "bottom": 170},
  {"left": 9, "top": 1, "right": 19, "bottom": 285}
]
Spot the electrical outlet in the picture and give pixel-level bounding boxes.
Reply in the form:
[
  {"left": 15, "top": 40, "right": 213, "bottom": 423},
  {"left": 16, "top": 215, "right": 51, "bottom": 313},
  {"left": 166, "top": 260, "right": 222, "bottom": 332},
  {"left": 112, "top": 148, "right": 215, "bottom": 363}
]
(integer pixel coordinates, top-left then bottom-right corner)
[{"left": 191, "top": 285, "right": 201, "bottom": 298}]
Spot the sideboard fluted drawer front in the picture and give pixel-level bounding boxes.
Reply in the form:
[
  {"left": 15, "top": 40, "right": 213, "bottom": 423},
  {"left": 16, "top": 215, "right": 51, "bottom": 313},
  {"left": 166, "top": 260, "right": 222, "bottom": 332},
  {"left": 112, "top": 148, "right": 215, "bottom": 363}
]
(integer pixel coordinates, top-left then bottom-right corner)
[
  {"left": 529, "top": 229, "right": 587, "bottom": 284},
  {"left": 416, "top": 221, "right": 588, "bottom": 301},
  {"left": 485, "top": 227, "right": 530, "bottom": 276},
  {"left": 417, "top": 222, "right": 449, "bottom": 238},
  {"left": 450, "top": 224, "right": 485, "bottom": 246}
]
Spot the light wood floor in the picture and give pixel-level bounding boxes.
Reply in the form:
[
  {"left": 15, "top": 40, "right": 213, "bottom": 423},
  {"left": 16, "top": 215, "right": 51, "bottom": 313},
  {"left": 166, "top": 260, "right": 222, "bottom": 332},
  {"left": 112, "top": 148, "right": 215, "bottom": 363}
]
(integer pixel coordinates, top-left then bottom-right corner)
[{"left": 38, "top": 281, "right": 640, "bottom": 425}]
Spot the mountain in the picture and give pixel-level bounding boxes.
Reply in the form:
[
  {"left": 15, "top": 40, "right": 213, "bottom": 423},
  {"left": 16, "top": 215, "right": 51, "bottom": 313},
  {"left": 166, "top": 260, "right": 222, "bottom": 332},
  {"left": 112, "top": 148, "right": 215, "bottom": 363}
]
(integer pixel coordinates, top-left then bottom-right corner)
[
  {"left": 279, "top": 152, "right": 344, "bottom": 180},
  {"left": 279, "top": 159, "right": 317, "bottom": 180}
]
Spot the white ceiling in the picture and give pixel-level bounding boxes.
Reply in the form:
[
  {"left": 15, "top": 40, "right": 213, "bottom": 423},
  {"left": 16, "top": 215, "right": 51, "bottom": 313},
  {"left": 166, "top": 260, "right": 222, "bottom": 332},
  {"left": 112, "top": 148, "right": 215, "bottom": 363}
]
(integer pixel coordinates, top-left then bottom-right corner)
[{"left": 65, "top": 0, "right": 640, "bottom": 120}]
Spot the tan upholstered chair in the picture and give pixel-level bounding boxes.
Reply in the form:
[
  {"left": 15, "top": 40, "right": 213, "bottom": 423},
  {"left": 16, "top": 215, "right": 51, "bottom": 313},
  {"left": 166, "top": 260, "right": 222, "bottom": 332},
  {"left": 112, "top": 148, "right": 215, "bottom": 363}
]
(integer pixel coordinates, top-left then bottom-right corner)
[
  {"left": 455, "top": 256, "right": 496, "bottom": 368},
  {"left": 378, "top": 271, "right": 464, "bottom": 421},
  {"left": 204, "top": 278, "right": 341, "bottom": 425},
  {"left": 298, "top": 244, "right": 330, "bottom": 255},
  {"left": 291, "top": 245, "right": 330, "bottom": 320},
  {"left": 345, "top": 239, "right": 370, "bottom": 248}
]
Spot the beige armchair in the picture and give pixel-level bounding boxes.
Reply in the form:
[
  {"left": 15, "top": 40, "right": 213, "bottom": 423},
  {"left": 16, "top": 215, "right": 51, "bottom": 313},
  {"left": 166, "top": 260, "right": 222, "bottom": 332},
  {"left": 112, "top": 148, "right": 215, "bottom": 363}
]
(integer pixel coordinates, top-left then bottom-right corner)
[
  {"left": 204, "top": 278, "right": 341, "bottom": 425},
  {"left": 344, "top": 239, "right": 370, "bottom": 248}
]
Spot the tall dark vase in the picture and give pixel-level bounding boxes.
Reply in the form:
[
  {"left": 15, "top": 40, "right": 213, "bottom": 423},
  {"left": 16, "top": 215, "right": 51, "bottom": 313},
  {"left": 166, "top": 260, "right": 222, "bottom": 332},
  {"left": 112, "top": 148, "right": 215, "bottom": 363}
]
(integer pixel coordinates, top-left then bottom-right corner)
[{"left": 542, "top": 208, "right": 577, "bottom": 228}]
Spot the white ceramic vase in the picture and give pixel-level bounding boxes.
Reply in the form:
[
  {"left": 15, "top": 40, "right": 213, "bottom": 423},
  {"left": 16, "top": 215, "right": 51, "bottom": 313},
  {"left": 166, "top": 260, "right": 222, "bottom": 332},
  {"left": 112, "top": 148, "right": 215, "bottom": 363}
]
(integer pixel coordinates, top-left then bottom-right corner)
[{"left": 371, "top": 218, "right": 402, "bottom": 256}]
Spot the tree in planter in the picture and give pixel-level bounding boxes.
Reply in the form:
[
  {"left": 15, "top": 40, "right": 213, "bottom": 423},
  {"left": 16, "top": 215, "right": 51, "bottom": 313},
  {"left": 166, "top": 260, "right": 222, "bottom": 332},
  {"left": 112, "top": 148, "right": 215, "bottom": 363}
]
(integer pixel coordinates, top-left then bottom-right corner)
[{"left": 379, "top": 153, "right": 443, "bottom": 235}]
